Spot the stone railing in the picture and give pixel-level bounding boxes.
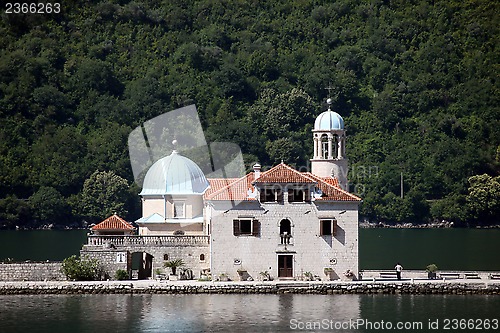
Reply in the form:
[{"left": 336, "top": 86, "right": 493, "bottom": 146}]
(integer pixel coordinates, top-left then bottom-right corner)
[{"left": 87, "top": 235, "right": 210, "bottom": 247}]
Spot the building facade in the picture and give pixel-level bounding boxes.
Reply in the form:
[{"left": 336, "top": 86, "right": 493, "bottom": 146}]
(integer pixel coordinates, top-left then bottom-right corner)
[{"left": 81, "top": 101, "right": 361, "bottom": 281}]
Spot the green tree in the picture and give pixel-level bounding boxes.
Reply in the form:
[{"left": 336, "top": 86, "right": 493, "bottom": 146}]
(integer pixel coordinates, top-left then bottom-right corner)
[
  {"left": 79, "top": 170, "right": 130, "bottom": 222},
  {"left": 429, "top": 193, "right": 469, "bottom": 225},
  {"left": 29, "top": 187, "right": 71, "bottom": 226},
  {"left": 0, "top": 195, "right": 32, "bottom": 229},
  {"left": 28, "top": 126, "right": 89, "bottom": 195},
  {"left": 466, "top": 174, "right": 500, "bottom": 225}
]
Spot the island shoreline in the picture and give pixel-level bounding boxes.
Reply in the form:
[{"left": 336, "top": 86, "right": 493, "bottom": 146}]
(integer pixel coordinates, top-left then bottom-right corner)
[{"left": 1, "top": 280, "right": 499, "bottom": 295}]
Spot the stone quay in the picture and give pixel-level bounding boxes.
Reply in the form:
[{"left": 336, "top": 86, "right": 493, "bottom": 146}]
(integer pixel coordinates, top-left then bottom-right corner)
[{"left": 1, "top": 280, "right": 499, "bottom": 295}]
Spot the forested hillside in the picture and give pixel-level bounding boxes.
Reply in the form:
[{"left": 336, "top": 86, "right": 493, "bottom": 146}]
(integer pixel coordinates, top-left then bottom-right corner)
[{"left": 0, "top": 0, "right": 498, "bottom": 228}]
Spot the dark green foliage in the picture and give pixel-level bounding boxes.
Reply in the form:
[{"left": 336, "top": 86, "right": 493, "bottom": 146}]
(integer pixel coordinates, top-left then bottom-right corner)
[
  {"left": 466, "top": 175, "right": 500, "bottom": 225},
  {"left": 29, "top": 187, "right": 70, "bottom": 226},
  {"left": 0, "top": 195, "right": 31, "bottom": 229},
  {"left": 77, "top": 170, "right": 132, "bottom": 223},
  {"left": 115, "top": 269, "right": 129, "bottom": 281},
  {"left": 61, "top": 255, "right": 102, "bottom": 281},
  {"left": 0, "top": 0, "right": 498, "bottom": 227}
]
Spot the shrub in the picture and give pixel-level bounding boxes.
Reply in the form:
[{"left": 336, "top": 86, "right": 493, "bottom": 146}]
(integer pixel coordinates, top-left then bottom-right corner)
[
  {"left": 115, "top": 269, "right": 129, "bottom": 280},
  {"left": 61, "top": 255, "right": 102, "bottom": 281},
  {"left": 426, "top": 264, "right": 438, "bottom": 272}
]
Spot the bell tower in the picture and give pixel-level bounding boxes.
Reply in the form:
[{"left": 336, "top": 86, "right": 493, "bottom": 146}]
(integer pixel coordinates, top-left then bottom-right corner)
[{"left": 311, "top": 98, "right": 348, "bottom": 190}]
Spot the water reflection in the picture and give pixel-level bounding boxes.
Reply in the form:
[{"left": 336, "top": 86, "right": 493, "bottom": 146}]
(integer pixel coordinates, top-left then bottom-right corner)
[
  {"left": 1, "top": 293, "right": 499, "bottom": 333},
  {"left": 0, "top": 294, "right": 361, "bottom": 333},
  {"left": 134, "top": 294, "right": 361, "bottom": 332}
]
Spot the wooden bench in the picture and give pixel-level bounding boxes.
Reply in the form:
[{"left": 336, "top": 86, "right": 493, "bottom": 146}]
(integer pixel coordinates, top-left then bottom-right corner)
[
  {"left": 439, "top": 273, "right": 460, "bottom": 280},
  {"left": 488, "top": 274, "right": 500, "bottom": 280},
  {"left": 379, "top": 272, "right": 398, "bottom": 279},
  {"left": 464, "top": 273, "right": 480, "bottom": 279}
]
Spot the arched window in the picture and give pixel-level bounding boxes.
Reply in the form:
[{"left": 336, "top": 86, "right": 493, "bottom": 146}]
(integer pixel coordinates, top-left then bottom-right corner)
[
  {"left": 199, "top": 254, "right": 205, "bottom": 261},
  {"left": 280, "top": 219, "right": 292, "bottom": 244},
  {"left": 333, "top": 134, "right": 339, "bottom": 158},
  {"left": 163, "top": 254, "right": 169, "bottom": 261},
  {"left": 321, "top": 135, "right": 329, "bottom": 159}
]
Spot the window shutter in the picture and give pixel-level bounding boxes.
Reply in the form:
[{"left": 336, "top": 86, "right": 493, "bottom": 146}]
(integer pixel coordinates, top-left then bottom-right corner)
[
  {"left": 319, "top": 220, "right": 324, "bottom": 236},
  {"left": 252, "top": 220, "right": 260, "bottom": 236},
  {"left": 233, "top": 220, "right": 240, "bottom": 236},
  {"left": 277, "top": 189, "right": 283, "bottom": 203},
  {"left": 260, "top": 189, "right": 266, "bottom": 202},
  {"left": 333, "top": 219, "right": 338, "bottom": 236}
]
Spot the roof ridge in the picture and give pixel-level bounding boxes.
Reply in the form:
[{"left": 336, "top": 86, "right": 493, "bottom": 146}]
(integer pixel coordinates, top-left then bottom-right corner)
[
  {"left": 253, "top": 162, "right": 317, "bottom": 183},
  {"left": 92, "top": 214, "right": 135, "bottom": 230},
  {"left": 280, "top": 163, "right": 318, "bottom": 183}
]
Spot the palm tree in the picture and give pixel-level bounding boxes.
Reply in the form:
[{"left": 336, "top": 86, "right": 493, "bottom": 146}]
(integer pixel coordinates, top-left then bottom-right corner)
[{"left": 164, "top": 259, "right": 184, "bottom": 275}]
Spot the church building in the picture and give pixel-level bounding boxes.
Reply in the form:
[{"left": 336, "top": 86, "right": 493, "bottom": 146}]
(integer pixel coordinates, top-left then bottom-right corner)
[{"left": 82, "top": 99, "right": 361, "bottom": 281}]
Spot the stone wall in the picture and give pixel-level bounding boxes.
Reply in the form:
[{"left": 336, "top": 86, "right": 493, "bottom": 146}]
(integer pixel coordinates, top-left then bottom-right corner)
[
  {"left": 0, "top": 262, "right": 66, "bottom": 281},
  {"left": 211, "top": 200, "right": 359, "bottom": 282},
  {"left": 80, "top": 250, "right": 128, "bottom": 279},
  {"left": 1, "top": 281, "right": 499, "bottom": 295},
  {"left": 81, "top": 242, "right": 210, "bottom": 279}
]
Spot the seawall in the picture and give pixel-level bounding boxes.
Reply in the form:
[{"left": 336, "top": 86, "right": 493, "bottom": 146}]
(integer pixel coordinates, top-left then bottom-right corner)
[
  {"left": 1, "top": 280, "right": 499, "bottom": 295},
  {"left": 0, "top": 262, "right": 66, "bottom": 281}
]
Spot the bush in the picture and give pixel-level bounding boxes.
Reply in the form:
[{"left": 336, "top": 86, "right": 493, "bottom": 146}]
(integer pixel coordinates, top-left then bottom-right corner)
[
  {"left": 115, "top": 269, "right": 129, "bottom": 280},
  {"left": 61, "top": 255, "right": 102, "bottom": 281},
  {"left": 426, "top": 264, "right": 438, "bottom": 273}
]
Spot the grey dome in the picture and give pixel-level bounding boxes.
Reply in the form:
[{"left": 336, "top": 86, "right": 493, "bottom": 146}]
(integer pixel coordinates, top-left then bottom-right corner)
[
  {"left": 314, "top": 110, "right": 344, "bottom": 130},
  {"left": 140, "top": 151, "right": 209, "bottom": 196}
]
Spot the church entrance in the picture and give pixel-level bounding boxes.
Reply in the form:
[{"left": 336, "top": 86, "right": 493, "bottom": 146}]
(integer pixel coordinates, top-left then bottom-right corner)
[
  {"left": 278, "top": 255, "right": 293, "bottom": 278},
  {"left": 131, "top": 252, "right": 153, "bottom": 280}
]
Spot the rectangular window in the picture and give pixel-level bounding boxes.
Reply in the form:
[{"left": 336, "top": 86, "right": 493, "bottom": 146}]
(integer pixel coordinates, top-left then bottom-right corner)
[
  {"left": 173, "top": 202, "right": 185, "bottom": 218},
  {"left": 240, "top": 219, "right": 252, "bottom": 234},
  {"left": 233, "top": 219, "right": 260, "bottom": 237},
  {"left": 320, "top": 219, "right": 337, "bottom": 236}
]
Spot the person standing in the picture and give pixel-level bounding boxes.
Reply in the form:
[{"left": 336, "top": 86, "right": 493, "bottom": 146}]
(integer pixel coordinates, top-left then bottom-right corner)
[{"left": 395, "top": 263, "right": 403, "bottom": 280}]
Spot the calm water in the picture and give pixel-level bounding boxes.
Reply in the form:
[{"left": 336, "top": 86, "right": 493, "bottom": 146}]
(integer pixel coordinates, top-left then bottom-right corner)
[
  {"left": 359, "top": 228, "right": 500, "bottom": 270},
  {"left": 0, "top": 229, "right": 88, "bottom": 261},
  {"left": 1, "top": 229, "right": 499, "bottom": 332},
  {"left": 0, "top": 293, "right": 499, "bottom": 333},
  {"left": 1, "top": 228, "right": 500, "bottom": 271}
]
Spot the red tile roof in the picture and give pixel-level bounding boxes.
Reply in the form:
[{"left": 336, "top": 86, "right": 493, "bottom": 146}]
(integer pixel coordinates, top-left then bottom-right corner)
[
  {"left": 92, "top": 214, "right": 136, "bottom": 231},
  {"left": 205, "top": 178, "right": 239, "bottom": 198},
  {"left": 253, "top": 162, "right": 316, "bottom": 184},
  {"left": 205, "top": 173, "right": 257, "bottom": 201},
  {"left": 304, "top": 173, "right": 361, "bottom": 201},
  {"left": 205, "top": 162, "right": 361, "bottom": 202},
  {"left": 321, "top": 176, "right": 340, "bottom": 187}
]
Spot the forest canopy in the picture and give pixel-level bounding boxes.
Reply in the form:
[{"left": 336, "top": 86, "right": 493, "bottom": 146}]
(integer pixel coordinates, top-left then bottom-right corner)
[{"left": 0, "top": 0, "right": 498, "bottom": 228}]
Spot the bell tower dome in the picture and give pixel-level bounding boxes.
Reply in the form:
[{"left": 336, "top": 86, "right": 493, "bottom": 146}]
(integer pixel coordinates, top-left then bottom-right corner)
[{"left": 310, "top": 98, "right": 348, "bottom": 189}]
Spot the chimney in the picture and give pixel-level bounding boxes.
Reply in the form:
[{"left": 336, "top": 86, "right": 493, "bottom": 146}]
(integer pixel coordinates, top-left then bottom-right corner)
[{"left": 253, "top": 163, "right": 261, "bottom": 180}]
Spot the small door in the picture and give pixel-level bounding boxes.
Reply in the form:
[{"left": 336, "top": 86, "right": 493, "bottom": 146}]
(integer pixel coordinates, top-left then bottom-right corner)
[{"left": 278, "top": 255, "right": 293, "bottom": 278}]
